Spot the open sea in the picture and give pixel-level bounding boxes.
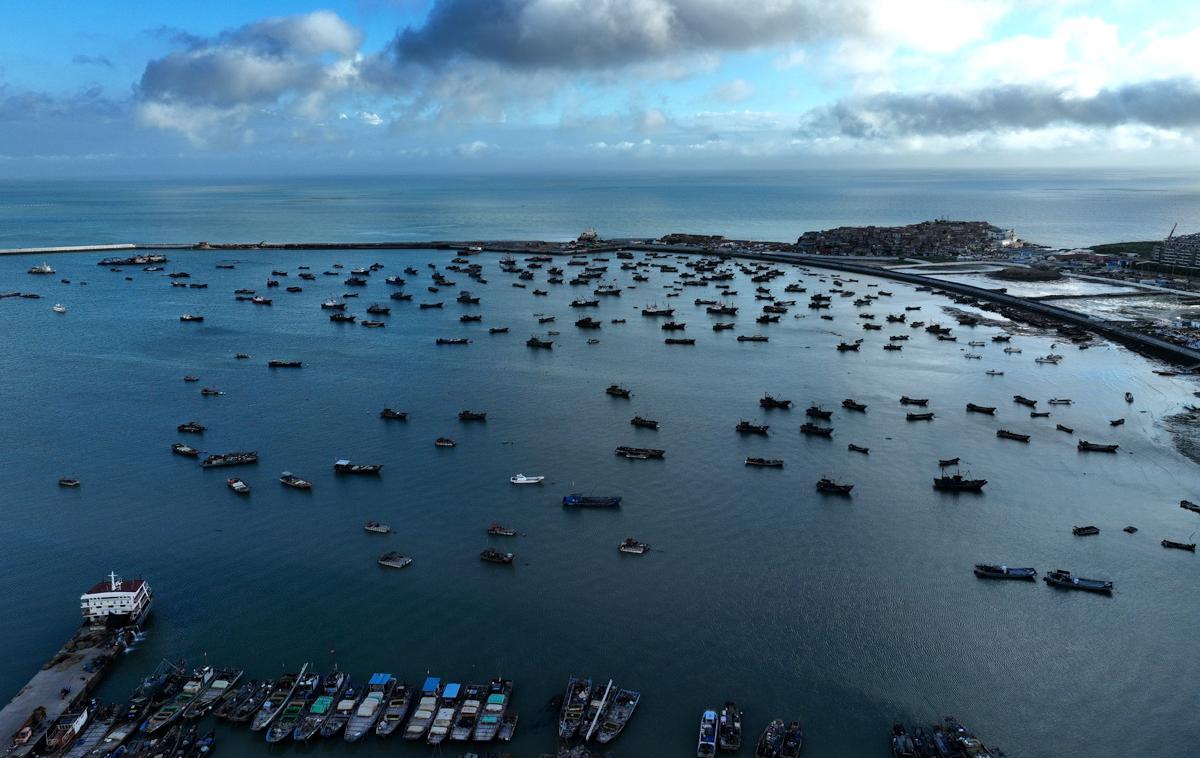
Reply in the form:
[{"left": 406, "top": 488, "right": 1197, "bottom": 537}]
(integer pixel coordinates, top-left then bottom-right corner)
[{"left": 1, "top": 171, "right": 1199, "bottom": 757}]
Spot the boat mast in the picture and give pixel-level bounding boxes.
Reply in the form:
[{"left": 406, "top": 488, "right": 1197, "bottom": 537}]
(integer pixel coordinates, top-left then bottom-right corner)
[
  {"left": 108, "top": 571, "right": 121, "bottom": 591},
  {"left": 584, "top": 679, "right": 613, "bottom": 741}
]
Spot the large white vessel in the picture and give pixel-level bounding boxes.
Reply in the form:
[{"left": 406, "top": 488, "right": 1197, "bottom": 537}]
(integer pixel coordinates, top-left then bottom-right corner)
[{"left": 80, "top": 571, "right": 153, "bottom": 627}]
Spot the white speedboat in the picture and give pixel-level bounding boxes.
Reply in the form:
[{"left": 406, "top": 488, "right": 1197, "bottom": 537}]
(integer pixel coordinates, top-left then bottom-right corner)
[
  {"left": 510, "top": 474, "right": 544, "bottom": 485},
  {"left": 52, "top": 304, "right": 66, "bottom": 314}
]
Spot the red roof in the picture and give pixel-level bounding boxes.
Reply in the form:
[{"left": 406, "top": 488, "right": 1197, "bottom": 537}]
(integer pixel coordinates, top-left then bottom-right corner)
[{"left": 84, "top": 578, "right": 146, "bottom": 595}]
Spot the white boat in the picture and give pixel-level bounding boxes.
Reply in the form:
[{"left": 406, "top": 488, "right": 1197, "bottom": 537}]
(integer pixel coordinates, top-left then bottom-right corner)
[
  {"left": 509, "top": 474, "right": 544, "bottom": 485},
  {"left": 52, "top": 304, "right": 66, "bottom": 314},
  {"left": 1003, "top": 347, "right": 1022, "bottom": 354},
  {"left": 28, "top": 262, "right": 55, "bottom": 274}
]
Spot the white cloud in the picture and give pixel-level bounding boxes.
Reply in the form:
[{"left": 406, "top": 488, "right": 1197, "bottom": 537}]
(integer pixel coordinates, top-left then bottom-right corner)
[{"left": 711, "top": 79, "right": 753, "bottom": 103}]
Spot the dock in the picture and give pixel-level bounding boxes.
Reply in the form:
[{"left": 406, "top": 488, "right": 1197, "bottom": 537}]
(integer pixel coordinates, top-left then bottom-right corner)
[{"left": 0, "top": 627, "right": 125, "bottom": 758}]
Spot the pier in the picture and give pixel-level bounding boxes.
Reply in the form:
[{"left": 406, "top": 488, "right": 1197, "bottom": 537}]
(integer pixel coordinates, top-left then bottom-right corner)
[{"left": 0, "top": 627, "right": 124, "bottom": 757}]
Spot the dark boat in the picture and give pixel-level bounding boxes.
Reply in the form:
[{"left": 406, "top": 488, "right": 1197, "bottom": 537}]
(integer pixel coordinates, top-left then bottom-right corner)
[
  {"left": 615, "top": 446, "right": 665, "bottom": 459},
  {"left": 736, "top": 334, "right": 768, "bottom": 342},
  {"left": 842, "top": 399, "right": 867, "bottom": 411},
  {"left": 489, "top": 327, "right": 509, "bottom": 334},
  {"left": 558, "top": 677, "right": 592, "bottom": 740},
  {"left": 279, "top": 472, "right": 312, "bottom": 490},
  {"left": 973, "top": 564, "right": 1036, "bottom": 580},
  {"left": 458, "top": 410, "right": 487, "bottom": 422},
  {"left": 906, "top": 412, "right": 934, "bottom": 421},
  {"left": 1043, "top": 569, "right": 1112, "bottom": 593},
  {"left": 996, "top": 429, "right": 1030, "bottom": 442},
  {"left": 779, "top": 721, "right": 803, "bottom": 758},
  {"left": 630, "top": 416, "right": 659, "bottom": 429},
  {"left": 435, "top": 337, "right": 470, "bottom": 345},
  {"left": 816, "top": 478, "right": 852, "bottom": 494},
  {"left": 1057, "top": 424, "right": 1074, "bottom": 434},
  {"left": 938, "top": 457, "right": 960, "bottom": 467},
  {"left": 380, "top": 408, "right": 408, "bottom": 420},
  {"left": 526, "top": 336, "right": 553, "bottom": 348},
  {"left": 606, "top": 385, "right": 632, "bottom": 398},
  {"left": 1030, "top": 411, "right": 1050, "bottom": 418},
  {"left": 1162, "top": 539, "right": 1196, "bottom": 552},
  {"left": 366, "top": 304, "right": 391, "bottom": 315},
  {"left": 800, "top": 422, "right": 834, "bottom": 435},
  {"left": 899, "top": 396, "right": 928, "bottom": 406},
  {"left": 745, "top": 458, "right": 784, "bottom": 468},
  {"left": 736, "top": 420, "right": 769, "bottom": 435},
  {"left": 460, "top": 314, "right": 482, "bottom": 323},
  {"left": 665, "top": 337, "right": 695, "bottom": 345},
  {"left": 333, "top": 459, "right": 382, "bottom": 475},
  {"left": 837, "top": 342, "right": 861, "bottom": 351},
  {"left": 419, "top": 302, "right": 443, "bottom": 309},
  {"left": 390, "top": 291, "right": 413, "bottom": 301},
  {"left": 1181, "top": 500, "right": 1200, "bottom": 514},
  {"left": 172, "top": 443, "right": 199, "bottom": 457},
  {"left": 966, "top": 403, "right": 996, "bottom": 414},
  {"left": 267, "top": 360, "right": 302, "bottom": 368},
  {"left": 1073, "top": 525, "right": 1100, "bottom": 536},
  {"left": 713, "top": 322, "right": 736, "bottom": 331},
  {"left": 486, "top": 522, "right": 517, "bottom": 537},
  {"left": 434, "top": 438, "right": 456, "bottom": 448},
  {"left": 760, "top": 395, "right": 792, "bottom": 409},
  {"left": 1110, "top": 418, "right": 1126, "bottom": 426},
  {"left": 562, "top": 494, "right": 621, "bottom": 507},
  {"left": 847, "top": 444, "right": 870, "bottom": 454},
  {"left": 329, "top": 313, "right": 356, "bottom": 323},
  {"left": 480, "top": 548, "right": 514, "bottom": 564},
  {"left": 1013, "top": 395, "right": 1037, "bottom": 407},
  {"left": 1078, "top": 441, "right": 1119, "bottom": 452},
  {"left": 755, "top": 719, "right": 786, "bottom": 758},
  {"left": 805, "top": 405, "right": 832, "bottom": 420},
  {"left": 641, "top": 306, "right": 674, "bottom": 317},
  {"left": 718, "top": 702, "right": 741, "bottom": 751},
  {"left": 933, "top": 474, "right": 987, "bottom": 491},
  {"left": 179, "top": 314, "right": 204, "bottom": 322},
  {"left": 199, "top": 451, "right": 257, "bottom": 468}
]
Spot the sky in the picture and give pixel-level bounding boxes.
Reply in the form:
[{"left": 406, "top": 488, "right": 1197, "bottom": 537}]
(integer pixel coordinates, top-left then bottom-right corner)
[{"left": 2, "top": 0, "right": 1200, "bottom": 175}]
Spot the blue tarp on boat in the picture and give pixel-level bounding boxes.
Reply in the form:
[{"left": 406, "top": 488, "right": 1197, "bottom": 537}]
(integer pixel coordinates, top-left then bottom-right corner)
[
  {"left": 443, "top": 683, "right": 461, "bottom": 699},
  {"left": 421, "top": 676, "right": 441, "bottom": 693},
  {"left": 368, "top": 673, "right": 392, "bottom": 686}
]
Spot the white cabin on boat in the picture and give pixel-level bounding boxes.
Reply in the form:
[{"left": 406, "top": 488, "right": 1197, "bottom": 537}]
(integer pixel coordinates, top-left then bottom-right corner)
[{"left": 80, "top": 572, "right": 153, "bottom": 627}]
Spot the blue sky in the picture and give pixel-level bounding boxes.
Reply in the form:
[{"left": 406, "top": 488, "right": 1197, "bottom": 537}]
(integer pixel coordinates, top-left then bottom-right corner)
[{"left": 2, "top": 1, "right": 1199, "bottom": 175}]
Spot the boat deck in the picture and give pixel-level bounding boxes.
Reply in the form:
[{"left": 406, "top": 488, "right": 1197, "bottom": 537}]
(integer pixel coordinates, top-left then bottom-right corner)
[{"left": 0, "top": 627, "right": 119, "bottom": 758}]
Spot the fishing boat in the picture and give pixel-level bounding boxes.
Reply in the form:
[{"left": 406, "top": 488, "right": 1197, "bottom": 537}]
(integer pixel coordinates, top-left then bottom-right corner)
[
  {"left": 1013, "top": 395, "right": 1037, "bottom": 407},
  {"left": 965, "top": 403, "right": 996, "bottom": 414},
  {"left": 905, "top": 412, "right": 934, "bottom": 421},
  {"left": 985, "top": 370, "right": 1004, "bottom": 376},
  {"left": 318, "top": 681, "right": 359, "bottom": 738},
  {"left": 373, "top": 681, "right": 412, "bottom": 738},
  {"left": 427, "top": 682, "right": 463, "bottom": 745},
  {"left": 435, "top": 337, "right": 469, "bottom": 344},
  {"left": 450, "top": 684, "right": 487, "bottom": 741},
  {"left": 344, "top": 673, "right": 395, "bottom": 742},
  {"left": 486, "top": 522, "right": 516, "bottom": 537},
  {"left": 1110, "top": 418, "right": 1126, "bottom": 426},
  {"left": 172, "top": 443, "right": 199, "bottom": 457},
  {"left": 1057, "top": 424, "right": 1074, "bottom": 434},
  {"left": 996, "top": 429, "right": 1030, "bottom": 442},
  {"left": 755, "top": 718, "right": 786, "bottom": 758},
  {"left": 1163, "top": 539, "right": 1196, "bottom": 551},
  {"left": 606, "top": 384, "right": 632, "bottom": 398},
  {"left": 145, "top": 667, "right": 214, "bottom": 734},
  {"left": 472, "top": 679, "right": 512, "bottom": 742},
  {"left": 760, "top": 394, "right": 792, "bottom": 409},
  {"left": 800, "top": 422, "right": 834, "bottom": 435},
  {"left": 1125, "top": 392, "right": 1134, "bottom": 403},
  {"left": 1073, "top": 525, "right": 1100, "bottom": 536},
  {"left": 618, "top": 537, "right": 650, "bottom": 554},
  {"left": 780, "top": 721, "right": 804, "bottom": 758},
  {"left": 973, "top": 564, "right": 1037, "bottom": 580},
  {"left": 718, "top": 701, "right": 742, "bottom": 751},
  {"left": 404, "top": 677, "right": 443, "bottom": 741},
  {"left": 1043, "top": 569, "right": 1113, "bottom": 594},
  {"left": 480, "top": 547, "right": 514, "bottom": 564},
  {"left": 44, "top": 704, "right": 95, "bottom": 754},
  {"left": 363, "top": 521, "right": 391, "bottom": 534},
  {"left": 805, "top": 405, "right": 833, "bottom": 420},
  {"left": 250, "top": 665, "right": 307, "bottom": 731},
  {"left": 333, "top": 459, "right": 381, "bottom": 474},
  {"left": 510, "top": 473, "right": 543, "bottom": 485},
  {"left": 377, "top": 553, "right": 412, "bottom": 569},
  {"left": 489, "top": 326, "right": 509, "bottom": 333},
  {"left": 842, "top": 399, "right": 867, "bottom": 411},
  {"left": 1078, "top": 441, "right": 1119, "bottom": 452},
  {"left": 497, "top": 711, "right": 518, "bottom": 741},
  {"left": 329, "top": 313, "right": 356, "bottom": 322},
  {"left": 615, "top": 446, "right": 665, "bottom": 459},
  {"left": 631, "top": 416, "right": 659, "bottom": 429},
  {"left": 1031, "top": 411, "right": 1051, "bottom": 418},
  {"left": 816, "top": 478, "right": 853, "bottom": 494},
  {"left": 563, "top": 493, "right": 621, "bottom": 507},
  {"left": 736, "top": 420, "right": 769, "bottom": 435},
  {"left": 526, "top": 336, "right": 553, "bottom": 348},
  {"left": 697, "top": 710, "right": 719, "bottom": 757},
  {"left": 435, "top": 437, "right": 456, "bottom": 447},
  {"left": 52, "top": 303, "right": 67, "bottom": 314},
  {"left": 837, "top": 342, "right": 861, "bottom": 351},
  {"left": 1049, "top": 398, "right": 1072, "bottom": 405},
  {"left": 1181, "top": 500, "right": 1200, "bottom": 514},
  {"left": 226, "top": 681, "right": 273, "bottom": 724},
  {"left": 746, "top": 458, "right": 784, "bottom": 468},
  {"left": 226, "top": 478, "right": 250, "bottom": 494},
  {"left": 265, "top": 670, "right": 319, "bottom": 743},
  {"left": 558, "top": 677, "right": 592, "bottom": 739},
  {"left": 213, "top": 680, "right": 262, "bottom": 721},
  {"left": 458, "top": 410, "right": 487, "bottom": 421},
  {"left": 293, "top": 672, "right": 347, "bottom": 740},
  {"left": 594, "top": 687, "right": 639, "bottom": 744},
  {"left": 847, "top": 443, "right": 869, "bottom": 454},
  {"left": 899, "top": 396, "right": 928, "bottom": 406},
  {"left": 174, "top": 421, "right": 204, "bottom": 436},
  {"left": 279, "top": 471, "right": 311, "bottom": 490},
  {"left": 199, "top": 387, "right": 224, "bottom": 397},
  {"left": 933, "top": 474, "right": 987, "bottom": 491}
]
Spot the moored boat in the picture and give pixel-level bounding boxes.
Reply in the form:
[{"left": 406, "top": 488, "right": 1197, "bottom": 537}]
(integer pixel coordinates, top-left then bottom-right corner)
[
  {"left": 1162, "top": 539, "right": 1196, "bottom": 552},
  {"left": 1073, "top": 525, "right": 1100, "bottom": 536},
  {"left": 745, "top": 457, "right": 784, "bottom": 468},
  {"left": 199, "top": 451, "right": 257, "bottom": 468},
  {"left": 1078, "top": 441, "right": 1119, "bottom": 452},
  {"left": 933, "top": 473, "right": 987, "bottom": 491},
  {"left": 800, "top": 422, "right": 834, "bottom": 435},
  {"left": 563, "top": 493, "right": 621, "bottom": 507},
  {"left": 631, "top": 416, "right": 659, "bottom": 429},
  {"left": 1043, "top": 569, "right": 1112, "bottom": 593},
  {"left": 595, "top": 687, "right": 639, "bottom": 744},
  {"left": 294, "top": 671, "right": 348, "bottom": 740},
  {"left": 899, "top": 396, "right": 928, "bottom": 406},
  {"left": 318, "top": 682, "right": 360, "bottom": 738},
  {"left": 558, "top": 677, "right": 592, "bottom": 739},
  {"left": 510, "top": 473, "right": 543, "bottom": 484},
  {"left": 973, "top": 564, "right": 1036, "bottom": 580},
  {"left": 363, "top": 521, "right": 391, "bottom": 534},
  {"left": 279, "top": 471, "right": 312, "bottom": 489},
  {"left": 816, "top": 477, "right": 853, "bottom": 494},
  {"left": 697, "top": 709, "right": 719, "bottom": 757},
  {"left": 373, "top": 681, "right": 412, "bottom": 738},
  {"left": 404, "top": 677, "right": 443, "bottom": 741},
  {"left": 450, "top": 683, "right": 486, "bottom": 741},
  {"left": 344, "top": 673, "right": 395, "bottom": 742},
  {"left": 226, "top": 478, "right": 250, "bottom": 495},
  {"left": 265, "top": 670, "right": 320, "bottom": 743},
  {"left": 718, "top": 701, "right": 742, "bottom": 751},
  {"left": 966, "top": 403, "right": 996, "bottom": 414},
  {"left": 618, "top": 537, "right": 650, "bottom": 554},
  {"left": 842, "top": 398, "right": 867, "bottom": 411},
  {"left": 780, "top": 720, "right": 804, "bottom": 758},
  {"left": 172, "top": 443, "right": 199, "bottom": 457},
  {"left": 472, "top": 678, "right": 512, "bottom": 742},
  {"left": 480, "top": 547, "right": 514, "bottom": 564},
  {"left": 755, "top": 718, "right": 785, "bottom": 758},
  {"left": 250, "top": 665, "right": 307, "bottom": 732},
  {"left": 606, "top": 384, "right": 632, "bottom": 398},
  {"left": 996, "top": 429, "right": 1030, "bottom": 442},
  {"left": 377, "top": 552, "right": 412, "bottom": 569},
  {"left": 426, "top": 682, "right": 462, "bottom": 745},
  {"left": 333, "top": 459, "right": 381, "bottom": 474}
]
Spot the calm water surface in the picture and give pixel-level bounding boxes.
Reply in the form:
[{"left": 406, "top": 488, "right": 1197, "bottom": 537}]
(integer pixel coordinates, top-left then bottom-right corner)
[{"left": 1, "top": 246, "right": 1199, "bottom": 757}]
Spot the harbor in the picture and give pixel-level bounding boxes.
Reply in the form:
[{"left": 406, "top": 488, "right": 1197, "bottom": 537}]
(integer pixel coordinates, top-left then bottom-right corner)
[{"left": 3, "top": 243, "right": 1199, "bottom": 757}]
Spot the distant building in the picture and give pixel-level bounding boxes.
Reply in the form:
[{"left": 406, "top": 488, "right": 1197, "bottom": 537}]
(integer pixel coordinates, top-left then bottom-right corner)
[
  {"left": 795, "top": 220, "right": 1008, "bottom": 257},
  {"left": 1154, "top": 231, "right": 1200, "bottom": 268}
]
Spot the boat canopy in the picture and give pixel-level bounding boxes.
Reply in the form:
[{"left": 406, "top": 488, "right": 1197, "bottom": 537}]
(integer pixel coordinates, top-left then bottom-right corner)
[
  {"left": 335, "top": 459, "right": 351, "bottom": 466},
  {"left": 368, "top": 673, "right": 392, "bottom": 686},
  {"left": 486, "top": 694, "right": 505, "bottom": 705},
  {"left": 443, "top": 683, "right": 461, "bottom": 699},
  {"left": 421, "top": 676, "right": 441, "bottom": 692}
]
